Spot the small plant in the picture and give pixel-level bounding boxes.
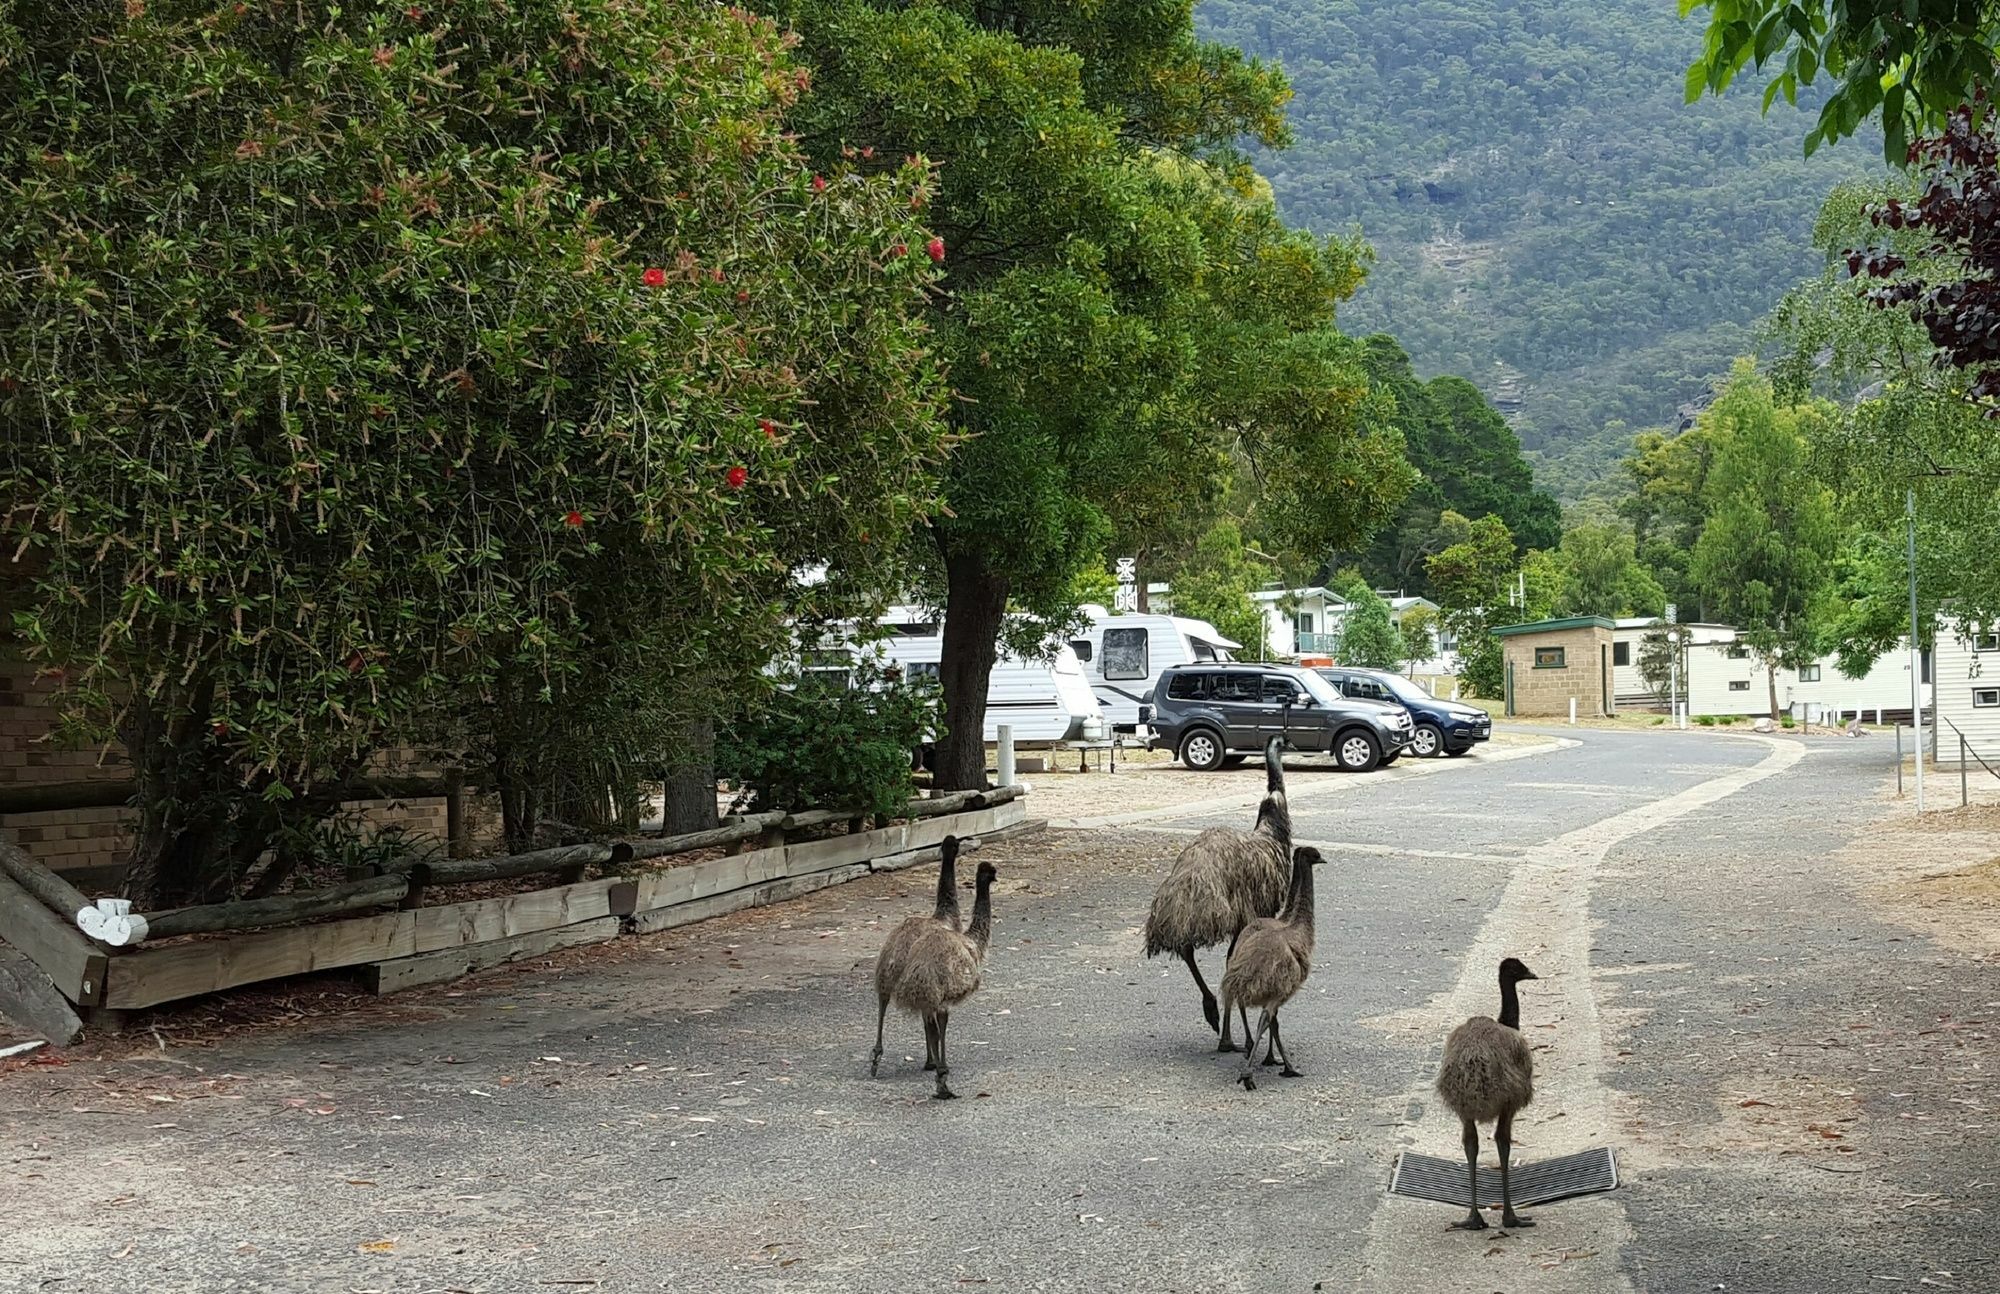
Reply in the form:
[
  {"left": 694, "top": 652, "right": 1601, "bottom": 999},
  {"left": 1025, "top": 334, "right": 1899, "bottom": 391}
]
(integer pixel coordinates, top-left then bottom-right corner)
[
  {"left": 1651, "top": 716, "right": 1666, "bottom": 726},
  {"left": 1696, "top": 714, "right": 1717, "bottom": 727},
  {"left": 1780, "top": 714, "right": 1796, "bottom": 728},
  {"left": 718, "top": 660, "right": 941, "bottom": 819}
]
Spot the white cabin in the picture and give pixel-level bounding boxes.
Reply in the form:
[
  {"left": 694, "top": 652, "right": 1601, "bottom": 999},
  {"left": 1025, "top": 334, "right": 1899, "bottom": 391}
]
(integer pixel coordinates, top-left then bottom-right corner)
[
  {"left": 1069, "top": 607, "right": 1238, "bottom": 731},
  {"left": 1934, "top": 618, "right": 2000, "bottom": 766},
  {"left": 1611, "top": 618, "right": 1736, "bottom": 707},
  {"left": 1683, "top": 636, "right": 1928, "bottom": 721}
]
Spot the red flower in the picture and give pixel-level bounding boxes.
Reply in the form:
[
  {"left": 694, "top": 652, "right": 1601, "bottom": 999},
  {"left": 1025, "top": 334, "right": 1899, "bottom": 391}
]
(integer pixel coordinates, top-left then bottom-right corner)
[
  {"left": 926, "top": 237, "right": 945, "bottom": 263},
  {"left": 404, "top": 5, "right": 422, "bottom": 18},
  {"left": 861, "top": 146, "right": 875, "bottom": 159},
  {"left": 736, "top": 290, "right": 750, "bottom": 303},
  {"left": 725, "top": 466, "right": 749, "bottom": 490},
  {"left": 564, "top": 509, "right": 585, "bottom": 528},
  {"left": 212, "top": 721, "right": 231, "bottom": 738},
  {"left": 710, "top": 266, "right": 725, "bottom": 282},
  {"left": 373, "top": 46, "right": 395, "bottom": 68},
  {"left": 641, "top": 267, "right": 666, "bottom": 288},
  {"left": 758, "top": 419, "right": 777, "bottom": 439},
  {"left": 812, "top": 174, "right": 827, "bottom": 193},
  {"left": 347, "top": 653, "right": 366, "bottom": 674}
]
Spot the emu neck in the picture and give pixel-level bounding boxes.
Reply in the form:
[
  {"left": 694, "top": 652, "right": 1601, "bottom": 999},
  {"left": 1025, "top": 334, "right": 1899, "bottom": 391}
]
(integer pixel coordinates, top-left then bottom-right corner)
[
  {"left": 966, "top": 876, "right": 994, "bottom": 953},
  {"left": 1498, "top": 979, "right": 1523, "bottom": 1031},
  {"left": 1283, "top": 854, "right": 1315, "bottom": 927},
  {"left": 1257, "top": 794, "right": 1293, "bottom": 848},
  {"left": 932, "top": 852, "right": 960, "bottom": 926}
]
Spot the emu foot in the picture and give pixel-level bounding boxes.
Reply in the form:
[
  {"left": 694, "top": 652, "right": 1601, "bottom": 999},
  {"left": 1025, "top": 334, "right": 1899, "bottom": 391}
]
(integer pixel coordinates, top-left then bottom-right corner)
[
  {"left": 1239, "top": 1074, "right": 1257, "bottom": 1091},
  {"left": 1451, "top": 1212, "right": 1489, "bottom": 1232},
  {"left": 1202, "top": 996, "right": 1220, "bottom": 1033},
  {"left": 869, "top": 1050, "right": 881, "bottom": 1077},
  {"left": 1500, "top": 1211, "right": 1534, "bottom": 1229},
  {"left": 1280, "top": 1065, "right": 1302, "bottom": 1078},
  {"left": 1217, "top": 1040, "right": 1241, "bottom": 1054},
  {"left": 923, "top": 1060, "right": 936, "bottom": 1071},
  {"left": 933, "top": 1086, "right": 958, "bottom": 1101}
]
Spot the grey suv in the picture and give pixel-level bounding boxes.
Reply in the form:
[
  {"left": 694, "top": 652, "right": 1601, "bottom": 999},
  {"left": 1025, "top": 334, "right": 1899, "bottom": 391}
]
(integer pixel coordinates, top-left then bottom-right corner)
[{"left": 1142, "top": 662, "right": 1415, "bottom": 772}]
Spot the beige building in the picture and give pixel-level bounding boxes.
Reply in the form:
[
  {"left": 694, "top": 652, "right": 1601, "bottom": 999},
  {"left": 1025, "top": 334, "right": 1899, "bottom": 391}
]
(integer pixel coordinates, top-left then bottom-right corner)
[{"left": 1494, "top": 616, "right": 1616, "bottom": 718}]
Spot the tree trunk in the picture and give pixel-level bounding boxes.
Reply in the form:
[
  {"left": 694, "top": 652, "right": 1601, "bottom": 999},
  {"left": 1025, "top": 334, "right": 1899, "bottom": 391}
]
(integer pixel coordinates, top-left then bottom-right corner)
[
  {"left": 934, "top": 545, "right": 1009, "bottom": 791},
  {"left": 662, "top": 716, "right": 719, "bottom": 834},
  {"left": 1768, "top": 659, "right": 1781, "bottom": 722}
]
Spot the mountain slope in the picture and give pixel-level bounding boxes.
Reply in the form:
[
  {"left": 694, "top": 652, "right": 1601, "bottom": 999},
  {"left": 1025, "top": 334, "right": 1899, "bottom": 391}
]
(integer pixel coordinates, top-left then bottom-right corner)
[{"left": 1197, "top": 0, "right": 1880, "bottom": 500}]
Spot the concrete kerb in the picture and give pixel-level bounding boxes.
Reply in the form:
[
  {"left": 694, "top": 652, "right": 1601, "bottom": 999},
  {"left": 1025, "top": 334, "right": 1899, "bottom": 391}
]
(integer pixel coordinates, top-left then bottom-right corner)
[{"left": 1045, "top": 737, "right": 1578, "bottom": 831}]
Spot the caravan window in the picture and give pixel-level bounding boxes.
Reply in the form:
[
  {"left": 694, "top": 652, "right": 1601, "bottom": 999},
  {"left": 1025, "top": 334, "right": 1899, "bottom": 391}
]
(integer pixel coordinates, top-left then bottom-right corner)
[
  {"left": 1191, "top": 640, "right": 1217, "bottom": 662},
  {"left": 1797, "top": 665, "right": 1821, "bottom": 682},
  {"left": 1166, "top": 672, "right": 1210, "bottom": 700},
  {"left": 1070, "top": 639, "right": 1093, "bottom": 662},
  {"left": 902, "top": 661, "right": 940, "bottom": 682},
  {"left": 1976, "top": 632, "right": 2000, "bottom": 652},
  {"left": 885, "top": 621, "right": 938, "bottom": 636},
  {"left": 1975, "top": 688, "right": 1999, "bottom": 708},
  {"left": 1613, "top": 641, "right": 1630, "bottom": 667},
  {"left": 1102, "top": 627, "right": 1149, "bottom": 680}
]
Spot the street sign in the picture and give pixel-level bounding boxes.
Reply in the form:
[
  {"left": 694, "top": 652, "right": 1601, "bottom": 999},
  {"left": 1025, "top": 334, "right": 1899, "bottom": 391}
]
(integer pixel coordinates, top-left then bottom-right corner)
[
  {"left": 1665, "top": 603, "right": 1677, "bottom": 624},
  {"left": 1113, "top": 584, "right": 1139, "bottom": 612},
  {"left": 1114, "top": 557, "right": 1137, "bottom": 583}
]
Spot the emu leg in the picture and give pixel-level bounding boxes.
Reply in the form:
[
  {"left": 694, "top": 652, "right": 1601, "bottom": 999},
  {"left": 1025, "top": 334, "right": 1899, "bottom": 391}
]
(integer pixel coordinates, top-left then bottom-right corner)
[
  {"left": 1240, "top": 1009, "right": 1272, "bottom": 1091},
  {"left": 1453, "top": 1119, "right": 1486, "bottom": 1230},
  {"left": 1217, "top": 984, "right": 1235, "bottom": 1052},
  {"left": 1182, "top": 948, "right": 1220, "bottom": 1034},
  {"left": 1497, "top": 1111, "right": 1533, "bottom": 1229},
  {"left": 932, "top": 1011, "right": 957, "bottom": 1100},
  {"left": 1269, "top": 1014, "right": 1301, "bottom": 1077},
  {"left": 871, "top": 996, "right": 889, "bottom": 1077},
  {"left": 922, "top": 1017, "right": 939, "bottom": 1071}
]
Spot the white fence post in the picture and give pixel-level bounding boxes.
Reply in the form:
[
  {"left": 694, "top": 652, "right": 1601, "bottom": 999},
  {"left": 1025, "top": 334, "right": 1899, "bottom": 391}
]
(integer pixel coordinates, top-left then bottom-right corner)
[
  {"left": 1568, "top": 697, "right": 1577, "bottom": 726},
  {"left": 997, "top": 725, "right": 1016, "bottom": 789}
]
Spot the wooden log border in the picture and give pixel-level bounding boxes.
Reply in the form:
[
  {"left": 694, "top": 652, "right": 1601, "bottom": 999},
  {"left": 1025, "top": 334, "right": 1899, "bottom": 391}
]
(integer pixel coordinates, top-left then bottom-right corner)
[{"left": 3, "top": 792, "right": 1029, "bottom": 1015}]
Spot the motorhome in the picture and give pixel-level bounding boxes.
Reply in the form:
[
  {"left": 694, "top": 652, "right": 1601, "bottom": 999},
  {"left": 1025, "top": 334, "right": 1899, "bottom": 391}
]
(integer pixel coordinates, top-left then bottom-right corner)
[{"left": 1068, "top": 606, "right": 1240, "bottom": 732}]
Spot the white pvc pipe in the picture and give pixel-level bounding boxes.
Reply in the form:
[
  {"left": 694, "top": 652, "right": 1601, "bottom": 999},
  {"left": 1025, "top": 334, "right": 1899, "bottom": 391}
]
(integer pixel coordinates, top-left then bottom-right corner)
[
  {"left": 1569, "top": 697, "right": 1577, "bottom": 725},
  {"left": 997, "top": 725, "right": 1016, "bottom": 788}
]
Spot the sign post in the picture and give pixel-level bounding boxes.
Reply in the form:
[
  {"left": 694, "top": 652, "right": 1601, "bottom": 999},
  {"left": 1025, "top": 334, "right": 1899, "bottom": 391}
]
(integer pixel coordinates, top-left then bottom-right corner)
[{"left": 1113, "top": 557, "right": 1138, "bottom": 613}]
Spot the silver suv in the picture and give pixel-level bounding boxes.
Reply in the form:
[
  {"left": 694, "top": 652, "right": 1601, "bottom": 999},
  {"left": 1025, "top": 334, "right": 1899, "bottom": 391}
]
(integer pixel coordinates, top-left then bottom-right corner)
[{"left": 1142, "top": 662, "right": 1415, "bottom": 772}]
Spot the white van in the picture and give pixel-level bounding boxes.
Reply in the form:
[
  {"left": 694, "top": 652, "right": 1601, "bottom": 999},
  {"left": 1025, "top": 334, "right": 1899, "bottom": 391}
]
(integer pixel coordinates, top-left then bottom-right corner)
[
  {"left": 839, "top": 608, "right": 1104, "bottom": 746},
  {"left": 1068, "top": 607, "right": 1240, "bottom": 732}
]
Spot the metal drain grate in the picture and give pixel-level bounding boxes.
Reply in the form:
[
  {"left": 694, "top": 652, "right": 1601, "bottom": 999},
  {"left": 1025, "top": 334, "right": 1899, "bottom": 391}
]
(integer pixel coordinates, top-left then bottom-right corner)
[{"left": 1387, "top": 1147, "right": 1618, "bottom": 1209}]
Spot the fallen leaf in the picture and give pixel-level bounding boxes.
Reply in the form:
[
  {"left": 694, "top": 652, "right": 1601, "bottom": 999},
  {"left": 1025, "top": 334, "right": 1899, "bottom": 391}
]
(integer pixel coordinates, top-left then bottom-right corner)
[{"left": 358, "top": 1239, "right": 396, "bottom": 1254}]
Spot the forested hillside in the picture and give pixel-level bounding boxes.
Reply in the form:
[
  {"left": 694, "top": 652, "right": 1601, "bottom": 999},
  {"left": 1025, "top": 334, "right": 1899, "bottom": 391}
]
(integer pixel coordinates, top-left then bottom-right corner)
[{"left": 1196, "top": 0, "right": 1881, "bottom": 499}]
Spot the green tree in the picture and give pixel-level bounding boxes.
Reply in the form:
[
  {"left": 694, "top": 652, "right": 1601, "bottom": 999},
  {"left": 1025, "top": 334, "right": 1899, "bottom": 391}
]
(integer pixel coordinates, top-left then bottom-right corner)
[
  {"left": 1425, "top": 511, "right": 1519, "bottom": 698},
  {"left": 1689, "top": 363, "right": 1841, "bottom": 718},
  {"left": 0, "top": 0, "right": 945, "bottom": 902},
  {"left": 1558, "top": 522, "right": 1668, "bottom": 618},
  {"left": 1165, "top": 522, "right": 1273, "bottom": 659},
  {"left": 1619, "top": 420, "right": 1723, "bottom": 621},
  {"left": 1682, "top": 0, "right": 1999, "bottom": 160},
  {"left": 774, "top": 1, "right": 1414, "bottom": 788},
  {"left": 1332, "top": 573, "right": 1402, "bottom": 669},
  {"left": 1398, "top": 603, "right": 1441, "bottom": 674}
]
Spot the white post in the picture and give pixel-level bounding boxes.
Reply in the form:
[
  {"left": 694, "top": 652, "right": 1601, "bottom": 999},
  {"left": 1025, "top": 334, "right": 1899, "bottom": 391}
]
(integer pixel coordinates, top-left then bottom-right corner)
[
  {"left": 996, "top": 725, "right": 1016, "bottom": 789},
  {"left": 1569, "top": 696, "right": 1577, "bottom": 726},
  {"left": 1908, "top": 488, "right": 1924, "bottom": 813}
]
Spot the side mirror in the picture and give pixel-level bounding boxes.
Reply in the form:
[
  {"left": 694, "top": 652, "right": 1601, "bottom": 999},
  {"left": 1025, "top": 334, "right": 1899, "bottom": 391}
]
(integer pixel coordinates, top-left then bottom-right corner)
[{"left": 1295, "top": 691, "right": 1313, "bottom": 707}]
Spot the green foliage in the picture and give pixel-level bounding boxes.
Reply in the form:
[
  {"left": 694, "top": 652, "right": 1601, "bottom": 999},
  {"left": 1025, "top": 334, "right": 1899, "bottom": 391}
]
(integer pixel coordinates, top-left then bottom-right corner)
[
  {"left": 1351, "top": 336, "right": 1560, "bottom": 592},
  {"left": 1619, "top": 419, "right": 1725, "bottom": 622},
  {"left": 1636, "top": 630, "right": 1686, "bottom": 703},
  {"left": 1331, "top": 574, "right": 1402, "bottom": 669},
  {"left": 1424, "top": 510, "right": 1519, "bottom": 698},
  {"left": 1398, "top": 603, "right": 1440, "bottom": 671},
  {"left": 717, "top": 663, "right": 940, "bottom": 818},
  {"left": 773, "top": 0, "right": 1415, "bottom": 786},
  {"left": 1165, "top": 522, "right": 1273, "bottom": 658},
  {"left": 1688, "top": 363, "right": 1841, "bottom": 711},
  {"left": 1196, "top": 0, "right": 1878, "bottom": 499},
  {"left": 0, "top": 0, "right": 945, "bottom": 901},
  {"left": 1682, "top": 0, "right": 2000, "bottom": 161},
  {"left": 1557, "top": 522, "right": 1668, "bottom": 618},
  {"left": 1696, "top": 712, "right": 1718, "bottom": 726}
]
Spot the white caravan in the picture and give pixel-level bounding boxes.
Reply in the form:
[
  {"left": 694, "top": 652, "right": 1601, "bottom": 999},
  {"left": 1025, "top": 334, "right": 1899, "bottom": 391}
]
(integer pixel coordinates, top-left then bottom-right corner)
[
  {"left": 843, "top": 608, "right": 1104, "bottom": 746},
  {"left": 1068, "top": 606, "right": 1240, "bottom": 732}
]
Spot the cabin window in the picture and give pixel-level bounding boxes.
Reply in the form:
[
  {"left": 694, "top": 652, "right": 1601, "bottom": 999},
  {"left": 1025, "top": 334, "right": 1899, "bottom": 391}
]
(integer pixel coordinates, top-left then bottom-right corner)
[
  {"left": 902, "top": 661, "right": 940, "bottom": 682},
  {"left": 1797, "top": 665, "right": 1821, "bottom": 682},
  {"left": 1166, "top": 672, "right": 1209, "bottom": 700},
  {"left": 1533, "top": 646, "right": 1566, "bottom": 669},
  {"left": 1726, "top": 645, "right": 1749, "bottom": 659},
  {"left": 1070, "top": 639, "right": 1093, "bottom": 662},
  {"left": 1612, "top": 641, "right": 1630, "bottom": 667},
  {"left": 1102, "top": 627, "right": 1149, "bottom": 680},
  {"left": 1191, "top": 641, "right": 1217, "bottom": 662},
  {"left": 886, "top": 621, "right": 938, "bottom": 636},
  {"left": 1729, "top": 680, "right": 1750, "bottom": 692},
  {"left": 1975, "top": 688, "right": 2000, "bottom": 708},
  {"left": 1296, "top": 612, "right": 1315, "bottom": 635},
  {"left": 1975, "top": 632, "right": 2000, "bottom": 652}
]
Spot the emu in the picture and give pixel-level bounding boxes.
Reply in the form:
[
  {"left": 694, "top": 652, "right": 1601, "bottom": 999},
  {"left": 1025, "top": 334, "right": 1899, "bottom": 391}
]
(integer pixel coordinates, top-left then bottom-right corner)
[
  {"left": 1142, "top": 737, "right": 1291, "bottom": 1044},
  {"left": 1217, "top": 845, "right": 1325, "bottom": 1090},
  {"left": 871, "top": 836, "right": 963, "bottom": 1078},
  {"left": 871, "top": 859, "right": 997, "bottom": 1100},
  {"left": 1436, "top": 957, "right": 1540, "bottom": 1232}
]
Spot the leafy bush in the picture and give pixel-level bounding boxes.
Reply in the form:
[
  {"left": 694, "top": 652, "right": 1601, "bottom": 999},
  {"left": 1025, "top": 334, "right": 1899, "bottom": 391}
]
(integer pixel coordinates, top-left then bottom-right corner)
[
  {"left": 718, "top": 663, "right": 941, "bottom": 819},
  {"left": 1696, "top": 714, "right": 1717, "bottom": 726},
  {"left": 1780, "top": 714, "right": 1796, "bottom": 728}
]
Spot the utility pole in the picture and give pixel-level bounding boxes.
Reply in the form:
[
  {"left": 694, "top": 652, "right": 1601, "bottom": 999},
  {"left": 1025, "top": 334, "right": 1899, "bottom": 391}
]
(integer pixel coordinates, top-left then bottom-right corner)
[{"left": 1908, "top": 488, "right": 1925, "bottom": 813}]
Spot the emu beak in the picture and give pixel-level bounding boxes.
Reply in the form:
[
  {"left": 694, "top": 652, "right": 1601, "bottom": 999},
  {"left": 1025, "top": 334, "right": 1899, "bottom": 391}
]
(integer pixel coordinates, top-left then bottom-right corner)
[{"left": 1522, "top": 970, "right": 1540, "bottom": 980}]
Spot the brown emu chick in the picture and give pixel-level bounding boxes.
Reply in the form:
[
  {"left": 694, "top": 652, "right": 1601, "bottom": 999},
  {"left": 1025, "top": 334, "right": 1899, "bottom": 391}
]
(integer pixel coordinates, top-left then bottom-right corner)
[
  {"left": 871, "top": 836, "right": 963, "bottom": 1079},
  {"left": 872, "top": 859, "right": 997, "bottom": 1099},
  {"left": 1436, "top": 957, "right": 1540, "bottom": 1232},
  {"left": 1216, "top": 845, "right": 1325, "bottom": 1090},
  {"left": 1143, "top": 737, "right": 1291, "bottom": 1042}
]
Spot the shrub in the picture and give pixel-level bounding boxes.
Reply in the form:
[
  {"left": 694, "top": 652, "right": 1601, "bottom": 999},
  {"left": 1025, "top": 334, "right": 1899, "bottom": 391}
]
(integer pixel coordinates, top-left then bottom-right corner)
[
  {"left": 718, "top": 662, "right": 941, "bottom": 819},
  {"left": 1696, "top": 714, "right": 1717, "bottom": 727}
]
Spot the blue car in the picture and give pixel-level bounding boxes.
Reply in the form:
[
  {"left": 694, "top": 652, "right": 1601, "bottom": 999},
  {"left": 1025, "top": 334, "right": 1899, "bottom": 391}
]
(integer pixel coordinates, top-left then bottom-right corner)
[{"left": 1314, "top": 667, "right": 1491, "bottom": 758}]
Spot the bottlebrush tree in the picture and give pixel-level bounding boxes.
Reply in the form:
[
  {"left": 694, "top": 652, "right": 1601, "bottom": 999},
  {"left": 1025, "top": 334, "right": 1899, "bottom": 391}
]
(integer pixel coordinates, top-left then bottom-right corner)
[{"left": 0, "top": 0, "right": 946, "bottom": 904}]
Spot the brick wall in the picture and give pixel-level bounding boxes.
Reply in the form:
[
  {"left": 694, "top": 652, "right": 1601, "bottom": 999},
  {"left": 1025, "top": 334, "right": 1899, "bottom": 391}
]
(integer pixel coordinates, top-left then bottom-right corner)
[
  {"left": 0, "top": 650, "right": 501, "bottom": 886},
  {"left": 1504, "top": 626, "right": 1615, "bottom": 718}
]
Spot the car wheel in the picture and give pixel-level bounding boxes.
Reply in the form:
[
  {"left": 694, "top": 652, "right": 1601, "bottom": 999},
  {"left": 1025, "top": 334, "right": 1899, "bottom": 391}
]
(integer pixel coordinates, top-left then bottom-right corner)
[
  {"left": 1410, "top": 723, "right": 1444, "bottom": 757},
  {"left": 1335, "top": 729, "right": 1381, "bottom": 772},
  {"left": 1178, "top": 729, "right": 1226, "bottom": 772}
]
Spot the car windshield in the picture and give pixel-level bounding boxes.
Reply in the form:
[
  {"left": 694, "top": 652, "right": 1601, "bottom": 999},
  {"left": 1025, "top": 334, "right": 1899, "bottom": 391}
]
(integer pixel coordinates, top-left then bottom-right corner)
[
  {"left": 1369, "top": 672, "right": 1431, "bottom": 704},
  {"left": 1292, "top": 671, "right": 1343, "bottom": 706}
]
